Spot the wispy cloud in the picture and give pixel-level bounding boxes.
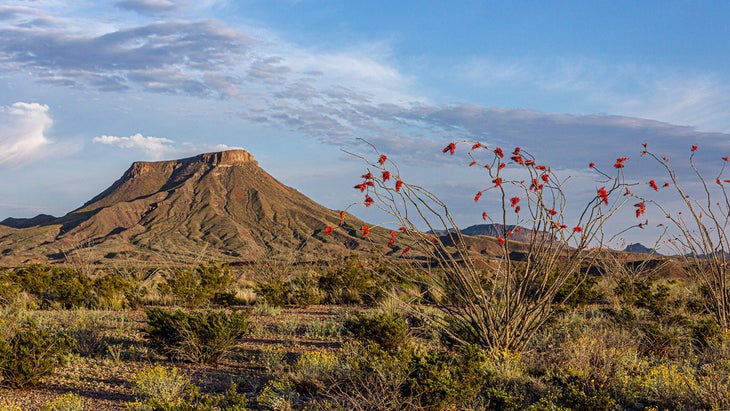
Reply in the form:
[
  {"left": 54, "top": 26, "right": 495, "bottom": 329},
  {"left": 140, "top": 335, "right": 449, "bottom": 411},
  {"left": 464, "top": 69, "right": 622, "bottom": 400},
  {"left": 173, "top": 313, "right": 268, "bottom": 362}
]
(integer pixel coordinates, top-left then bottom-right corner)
[
  {"left": 0, "top": 102, "right": 53, "bottom": 167},
  {"left": 457, "top": 56, "right": 730, "bottom": 133},
  {"left": 92, "top": 133, "right": 176, "bottom": 159},
  {"left": 115, "top": 0, "right": 180, "bottom": 15},
  {"left": 93, "top": 133, "right": 240, "bottom": 159}
]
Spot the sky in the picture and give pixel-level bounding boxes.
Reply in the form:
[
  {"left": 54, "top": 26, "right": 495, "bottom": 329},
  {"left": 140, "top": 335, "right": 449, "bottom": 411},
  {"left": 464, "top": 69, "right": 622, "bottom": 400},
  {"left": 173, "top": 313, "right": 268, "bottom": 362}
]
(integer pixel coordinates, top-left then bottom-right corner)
[{"left": 1, "top": 0, "right": 730, "bottom": 251}]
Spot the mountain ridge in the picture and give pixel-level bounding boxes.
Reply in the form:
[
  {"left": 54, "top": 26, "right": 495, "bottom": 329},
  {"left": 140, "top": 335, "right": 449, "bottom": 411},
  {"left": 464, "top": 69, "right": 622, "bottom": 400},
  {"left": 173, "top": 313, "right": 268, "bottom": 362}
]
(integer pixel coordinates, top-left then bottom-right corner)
[{"left": 0, "top": 149, "right": 386, "bottom": 264}]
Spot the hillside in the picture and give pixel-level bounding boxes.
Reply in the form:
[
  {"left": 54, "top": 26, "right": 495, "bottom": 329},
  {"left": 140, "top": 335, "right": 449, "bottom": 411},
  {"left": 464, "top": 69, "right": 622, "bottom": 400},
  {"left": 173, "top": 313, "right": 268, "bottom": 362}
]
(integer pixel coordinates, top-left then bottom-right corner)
[{"left": 0, "top": 150, "right": 389, "bottom": 265}]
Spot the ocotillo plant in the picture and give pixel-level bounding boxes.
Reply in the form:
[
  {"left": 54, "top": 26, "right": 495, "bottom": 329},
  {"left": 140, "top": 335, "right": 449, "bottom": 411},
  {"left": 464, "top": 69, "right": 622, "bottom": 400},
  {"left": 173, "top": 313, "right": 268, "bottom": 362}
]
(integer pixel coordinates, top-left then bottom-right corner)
[{"left": 348, "top": 139, "right": 636, "bottom": 351}]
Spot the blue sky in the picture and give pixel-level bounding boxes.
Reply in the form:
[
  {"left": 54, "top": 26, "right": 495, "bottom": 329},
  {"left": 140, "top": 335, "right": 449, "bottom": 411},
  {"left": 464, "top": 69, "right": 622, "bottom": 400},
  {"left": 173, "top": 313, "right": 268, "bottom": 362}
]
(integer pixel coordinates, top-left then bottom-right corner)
[{"left": 1, "top": 0, "right": 729, "bottom": 249}]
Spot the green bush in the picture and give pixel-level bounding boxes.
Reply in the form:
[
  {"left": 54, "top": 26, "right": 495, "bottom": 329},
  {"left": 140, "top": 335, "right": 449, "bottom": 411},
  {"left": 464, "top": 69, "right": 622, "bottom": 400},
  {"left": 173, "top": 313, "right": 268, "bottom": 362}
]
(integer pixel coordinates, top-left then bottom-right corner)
[
  {"left": 255, "top": 272, "right": 323, "bottom": 308},
  {"left": 144, "top": 308, "right": 251, "bottom": 364},
  {"left": 403, "top": 345, "right": 487, "bottom": 410},
  {"left": 7, "top": 265, "right": 95, "bottom": 309},
  {"left": 344, "top": 312, "right": 409, "bottom": 354},
  {"left": 0, "top": 320, "right": 74, "bottom": 388},
  {"left": 158, "top": 262, "right": 235, "bottom": 308},
  {"left": 318, "top": 254, "right": 390, "bottom": 305}
]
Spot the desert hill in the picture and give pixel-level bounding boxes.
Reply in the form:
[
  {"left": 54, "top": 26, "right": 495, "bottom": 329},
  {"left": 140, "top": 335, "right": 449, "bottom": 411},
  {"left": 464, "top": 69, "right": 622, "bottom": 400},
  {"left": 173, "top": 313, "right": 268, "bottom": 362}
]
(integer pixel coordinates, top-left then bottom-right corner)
[{"left": 0, "top": 150, "right": 390, "bottom": 265}]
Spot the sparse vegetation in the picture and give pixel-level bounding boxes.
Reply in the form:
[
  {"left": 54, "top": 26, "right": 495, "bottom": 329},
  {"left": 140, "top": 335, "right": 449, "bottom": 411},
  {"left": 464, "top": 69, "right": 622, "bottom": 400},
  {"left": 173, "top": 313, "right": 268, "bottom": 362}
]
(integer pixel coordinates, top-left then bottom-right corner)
[{"left": 3, "top": 143, "right": 730, "bottom": 409}]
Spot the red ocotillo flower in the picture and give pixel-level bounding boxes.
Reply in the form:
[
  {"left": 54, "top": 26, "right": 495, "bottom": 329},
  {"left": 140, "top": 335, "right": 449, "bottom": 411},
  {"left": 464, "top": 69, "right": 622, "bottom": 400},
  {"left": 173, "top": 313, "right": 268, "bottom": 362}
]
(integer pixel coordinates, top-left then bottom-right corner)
[
  {"left": 497, "top": 236, "right": 506, "bottom": 245},
  {"left": 548, "top": 209, "right": 557, "bottom": 216},
  {"left": 354, "top": 183, "right": 367, "bottom": 192},
  {"left": 493, "top": 177, "right": 503, "bottom": 187},
  {"left": 614, "top": 157, "right": 628, "bottom": 169},
  {"left": 662, "top": 182, "right": 669, "bottom": 188},
  {"left": 498, "top": 163, "right": 506, "bottom": 170},
  {"left": 717, "top": 178, "right": 722, "bottom": 186},
  {"left": 514, "top": 206, "right": 521, "bottom": 213},
  {"left": 378, "top": 154, "right": 387, "bottom": 165},
  {"left": 339, "top": 211, "right": 346, "bottom": 226},
  {"left": 401, "top": 247, "right": 411, "bottom": 255},
  {"left": 361, "top": 225, "right": 371, "bottom": 237},
  {"left": 634, "top": 202, "right": 646, "bottom": 218},
  {"left": 494, "top": 147, "right": 504, "bottom": 158},
  {"left": 513, "top": 147, "right": 521, "bottom": 155},
  {"left": 469, "top": 160, "right": 477, "bottom": 167},
  {"left": 589, "top": 162, "right": 595, "bottom": 168},
  {"left": 624, "top": 187, "right": 632, "bottom": 196},
  {"left": 536, "top": 165, "right": 546, "bottom": 171},
  {"left": 390, "top": 230, "right": 397, "bottom": 238},
  {"left": 382, "top": 170, "right": 391, "bottom": 181},
  {"left": 474, "top": 191, "right": 482, "bottom": 202},
  {"left": 573, "top": 226, "right": 583, "bottom": 233},
  {"left": 723, "top": 156, "right": 729, "bottom": 162},
  {"left": 364, "top": 195, "right": 374, "bottom": 207},
  {"left": 361, "top": 172, "right": 373, "bottom": 180},
  {"left": 597, "top": 186, "right": 609, "bottom": 205},
  {"left": 511, "top": 155, "right": 524, "bottom": 165},
  {"left": 399, "top": 226, "right": 407, "bottom": 233},
  {"left": 691, "top": 145, "right": 698, "bottom": 152},
  {"left": 443, "top": 142, "right": 456, "bottom": 155},
  {"left": 482, "top": 211, "right": 488, "bottom": 221},
  {"left": 471, "top": 142, "right": 482, "bottom": 150},
  {"left": 506, "top": 231, "right": 513, "bottom": 237},
  {"left": 649, "top": 180, "right": 659, "bottom": 191},
  {"left": 541, "top": 173, "right": 549, "bottom": 183},
  {"left": 324, "top": 226, "right": 333, "bottom": 236},
  {"left": 395, "top": 179, "right": 403, "bottom": 192},
  {"left": 510, "top": 197, "right": 520, "bottom": 207},
  {"left": 387, "top": 238, "right": 395, "bottom": 247}
]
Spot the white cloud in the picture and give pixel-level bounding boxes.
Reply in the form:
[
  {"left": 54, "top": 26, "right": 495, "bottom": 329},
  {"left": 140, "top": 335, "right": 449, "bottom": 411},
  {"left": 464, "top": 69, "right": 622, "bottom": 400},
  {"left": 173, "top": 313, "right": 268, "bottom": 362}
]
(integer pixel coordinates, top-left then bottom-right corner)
[
  {"left": 0, "top": 102, "right": 53, "bottom": 167},
  {"left": 93, "top": 133, "right": 177, "bottom": 159},
  {"left": 93, "top": 133, "right": 241, "bottom": 159}
]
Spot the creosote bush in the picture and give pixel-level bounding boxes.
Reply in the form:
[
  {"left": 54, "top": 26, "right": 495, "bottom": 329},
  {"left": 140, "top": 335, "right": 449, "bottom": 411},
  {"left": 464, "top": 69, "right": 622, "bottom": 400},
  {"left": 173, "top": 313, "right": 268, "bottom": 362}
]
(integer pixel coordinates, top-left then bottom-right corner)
[
  {"left": 157, "top": 262, "right": 236, "bottom": 308},
  {"left": 0, "top": 319, "right": 74, "bottom": 389},
  {"left": 144, "top": 308, "right": 251, "bottom": 364}
]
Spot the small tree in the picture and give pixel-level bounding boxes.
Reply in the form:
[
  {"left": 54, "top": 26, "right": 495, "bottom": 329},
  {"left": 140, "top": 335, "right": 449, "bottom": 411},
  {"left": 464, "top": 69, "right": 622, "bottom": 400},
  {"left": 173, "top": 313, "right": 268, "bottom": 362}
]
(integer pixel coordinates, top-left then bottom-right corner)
[
  {"left": 641, "top": 143, "right": 730, "bottom": 330},
  {"left": 348, "top": 140, "right": 632, "bottom": 351}
]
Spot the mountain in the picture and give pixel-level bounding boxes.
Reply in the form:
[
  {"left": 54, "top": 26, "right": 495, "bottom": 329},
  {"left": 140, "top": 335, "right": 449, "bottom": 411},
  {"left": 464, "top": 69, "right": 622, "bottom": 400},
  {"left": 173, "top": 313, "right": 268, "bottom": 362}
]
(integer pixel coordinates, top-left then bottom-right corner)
[
  {"left": 623, "top": 243, "right": 660, "bottom": 255},
  {"left": 0, "top": 150, "right": 387, "bottom": 265}
]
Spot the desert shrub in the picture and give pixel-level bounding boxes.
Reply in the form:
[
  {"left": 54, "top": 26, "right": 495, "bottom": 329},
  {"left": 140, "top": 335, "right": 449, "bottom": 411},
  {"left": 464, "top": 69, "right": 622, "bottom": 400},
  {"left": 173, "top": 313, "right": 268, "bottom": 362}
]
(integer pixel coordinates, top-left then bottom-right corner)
[
  {"left": 0, "top": 278, "right": 21, "bottom": 308},
  {"left": 92, "top": 273, "right": 133, "bottom": 309},
  {"left": 144, "top": 308, "right": 250, "bottom": 364},
  {"left": 128, "top": 365, "right": 248, "bottom": 410},
  {"left": 255, "top": 280, "right": 289, "bottom": 307},
  {"left": 39, "top": 393, "right": 84, "bottom": 411},
  {"left": 257, "top": 378, "right": 300, "bottom": 411},
  {"left": 291, "top": 350, "right": 340, "bottom": 397},
  {"left": 324, "top": 341, "right": 413, "bottom": 410},
  {"left": 257, "top": 345, "right": 288, "bottom": 375},
  {"left": 256, "top": 273, "right": 323, "bottom": 308},
  {"left": 129, "top": 365, "right": 191, "bottom": 409},
  {"left": 554, "top": 272, "right": 602, "bottom": 308},
  {"left": 318, "top": 254, "right": 391, "bottom": 305},
  {"left": 343, "top": 311, "right": 409, "bottom": 354},
  {"left": 403, "top": 345, "right": 487, "bottom": 410},
  {"left": 68, "top": 318, "right": 108, "bottom": 358},
  {"left": 0, "top": 319, "right": 74, "bottom": 388},
  {"left": 8, "top": 265, "right": 95, "bottom": 309},
  {"left": 692, "top": 318, "right": 722, "bottom": 350},
  {"left": 157, "top": 262, "right": 235, "bottom": 308}
]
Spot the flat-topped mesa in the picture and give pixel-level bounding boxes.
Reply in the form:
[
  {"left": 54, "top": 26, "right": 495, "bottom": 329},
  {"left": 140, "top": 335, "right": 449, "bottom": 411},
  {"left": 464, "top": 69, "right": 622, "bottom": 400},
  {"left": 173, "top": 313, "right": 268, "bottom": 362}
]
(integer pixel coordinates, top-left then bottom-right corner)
[
  {"left": 126, "top": 149, "right": 257, "bottom": 177},
  {"left": 196, "top": 149, "right": 257, "bottom": 167}
]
